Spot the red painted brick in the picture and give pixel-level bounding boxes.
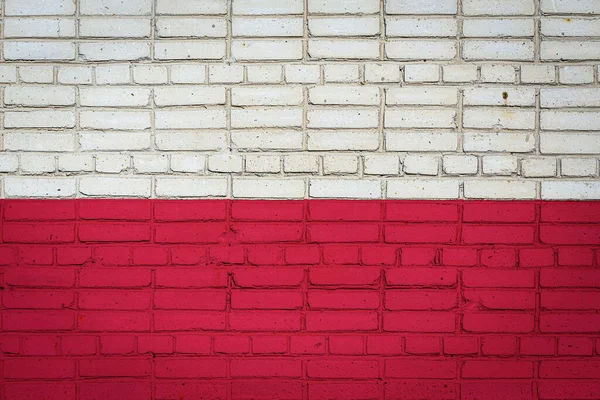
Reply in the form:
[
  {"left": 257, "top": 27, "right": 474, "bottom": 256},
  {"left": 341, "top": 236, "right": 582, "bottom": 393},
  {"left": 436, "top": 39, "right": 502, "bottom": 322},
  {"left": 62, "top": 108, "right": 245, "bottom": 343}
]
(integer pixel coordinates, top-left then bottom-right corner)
[
  {"left": 463, "top": 290, "right": 535, "bottom": 310},
  {"left": 0, "top": 246, "right": 17, "bottom": 265},
  {"left": 22, "top": 335, "right": 58, "bottom": 355},
  {"left": 215, "top": 336, "right": 250, "bottom": 354},
  {"left": 232, "top": 290, "right": 302, "bottom": 309},
  {"left": 361, "top": 245, "right": 397, "bottom": 265},
  {"left": 323, "top": 244, "right": 360, "bottom": 264},
  {"left": 4, "top": 200, "right": 76, "bottom": 221},
  {"left": 386, "top": 268, "right": 457, "bottom": 287},
  {"left": 442, "top": 247, "right": 478, "bottom": 266},
  {"left": 18, "top": 246, "right": 53, "bottom": 265},
  {"left": 233, "top": 222, "right": 304, "bottom": 243},
  {"left": 558, "top": 337, "right": 594, "bottom": 356},
  {"left": 385, "top": 224, "right": 457, "bottom": 243},
  {"left": 5, "top": 268, "right": 74, "bottom": 287},
  {"left": 461, "top": 381, "right": 532, "bottom": 400},
  {"left": 462, "top": 269, "right": 534, "bottom": 288},
  {"left": 78, "top": 311, "right": 150, "bottom": 332},
  {"left": 307, "top": 359, "right": 379, "bottom": 379},
  {"left": 56, "top": 246, "right": 92, "bottom": 265},
  {"left": 385, "top": 359, "right": 456, "bottom": 378},
  {"left": 157, "top": 383, "right": 227, "bottom": 400},
  {"left": 538, "top": 380, "right": 600, "bottom": 399},
  {"left": 384, "top": 312, "right": 456, "bottom": 333},
  {"left": 481, "top": 249, "right": 516, "bottom": 267},
  {"left": 232, "top": 200, "right": 304, "bottom": 221},
  {"left": 290, "top": 335, "right": 326, "bottom": 354},
  {"left": 233, "top": 268, "right": 304, "bottom": 287},
  {"left": 462, "top": 360, "right": 532, "bottom": 378},
  {"left": 247, "top": 245, "right": 284, "bottom": 264},
  {"left": 137, "top": 335, "right": 173, "bottom": 354},
  {"left": 309, "top": 383, "right": 379, "bottom": 400},
  {"left": 154, "top": 222, "right": 226, "bottom": 243},
  {"left": 541, "top": 201, "right": 600, "bottom": 222},
  {"left": 231, "top": 381, "right": 302, "bottom": 400},
  {"left": 61, "top": 336, "right": 96, "bottom": 355},
  {"left": 401, "top": 246, "right": 437, "bottom": 265},
  {"left": 540, "top": 360, "right": 600, "bottom": 378},
  {"left": 443, "top": 336, "right": 478, "bottom": 355},
  {"left": 542, "top": 291, "right": 600, "bottom": 310},
  {"left": 367, "top": 336, "right": 402, "bottom": 355},
  {"left": 3, "top": 223, "right": 75, "bottom": 243},
  {"left": 329, "top": 335, "right": 364, "bottom": 355},
  {"left": 519, "top": 247, "right": 555, "bottom": 267},
  {"left": 385, "top": 381, "right": 456, "bottom": 400},
  {"left": 79, "top": 199, "right": 151, "bottom": 220},
  {"left": 306, "top": 311, "right": 378, "bottom": 332},
  {"left": 252, "top": 335, "right": 287, "bottom": 354},
  {"left": 79, "top": 223, "right": 150, "bottom": 242},
  {"left": 540, "top": 269, "right": 600, "bottom": 288},
  {"left": 99, "top": 337, "right": 134, "bottom": 357},
  {"left": 79, "top": 382, "right": 151, "bottom": 400},
  {"left": 4, "top": 383, "right": 75, "bottom": 400},
  {"left": 386, "top": 201, "right": 458, "bottom": 222},
  {"left": 481, "top": 336, "right": 517, "bottom": 356},
  {"left": 4, "top": 358, "right": 75, "bottom": 379},
  {"left": 541, "top": 313, "right": 600, "bottom": 333},
  {"left": 79, "top": 358, "right": 150, "bottom": 377},
  {"left": 520, "top": 336, "right": 555, "bottom": 356},
  {"left": 175, "top": 335, "right": 211, "bottom": 354},
  {"left": 463, "top": 201, "right": 535, "bottom": 222},
  {"left": 463, "top": 313, "right": 534, "bottom": 333},
  {"left": 385, "top": 290, "right": 457, "bottom": 311},
  {"left": 79, "top": 290, "right": 150, "bottom": 310},
  {"left": 79, "top": 268, "right": 151, "bottom": 288},
  {"left": 154, "top": 290, "right": 226, "bottom": 310},
  {"left": 541, "top": 224, "right": 600, "bottom": 245},
  {"left": 209, "top": 245, "right": 245, "bottom": 264},
  {"left": 132, "top": 246, "right": 168, "bottom": 265},
  {"left": 405, "top": 336, "right": 441, "bottom": 355},
  {"left": 308, "top": 290, "right": 379, "bottom": 309},
  {"left": 154, "top": 200, "right": 227, "bottom": 221},
  {"left": 154, "top": 311, "right": 226, "bottom": 331},
  {"left": 462, "top": 224, "right": 535, "bottom": 244},
  {"left": 558, "top": 247, "right": 594, "bottom": 266},
  {"left": 0, "top": 335, "right": 20, "bottom": 354},
  {"left": 156, "top": 269, "right": 227, "bottom": 288},
  {"left": 229, "top": 311, "right": 301, "bottom": 332},
  {"left": 310, "top": 267, "right": 379, "bottom": 286},
  {"left": 3, "top": 289, "right": 75, "bottom": 309},
  {"left": 231, "top": 359, "right": 301, "bottom": 377},
  {"left": 285, "top": 245, "right": 320, "bottom": 264},
  {"left": 309, "top": 200, "right": 381, "bottom": 221},
  {"left": 308, "top": 223, "right": 379, "bottom": 243},
  {"left": 94, "top": 245, "right": 130, "bottom": 265}
]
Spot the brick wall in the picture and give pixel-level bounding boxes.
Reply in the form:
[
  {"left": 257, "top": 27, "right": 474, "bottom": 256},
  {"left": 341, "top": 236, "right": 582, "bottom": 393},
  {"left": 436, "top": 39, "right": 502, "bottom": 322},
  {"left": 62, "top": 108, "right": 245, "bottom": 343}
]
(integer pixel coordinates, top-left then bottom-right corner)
[
  {"left": 0, "top": 0, "right": 599, "bottom": 199},
  {"left": 1, "top": 199, "right": 600, "bottom": 399}
]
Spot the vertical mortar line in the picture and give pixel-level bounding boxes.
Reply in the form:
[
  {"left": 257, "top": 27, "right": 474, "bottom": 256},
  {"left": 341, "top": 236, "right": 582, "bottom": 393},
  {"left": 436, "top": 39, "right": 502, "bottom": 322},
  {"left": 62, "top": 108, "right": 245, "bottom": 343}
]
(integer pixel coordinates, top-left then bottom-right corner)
[
  {"left": 534, "top": 0, "right": 541, "bottom": 64},
  {"left": 226, "top": 0, "right": 232, "bottom": 60},
  {"left": 303, "top": 0, "right": 309, "bottom": 62},
  {"left": 379, "top": 0, "right": 385, "bottom": 62}
]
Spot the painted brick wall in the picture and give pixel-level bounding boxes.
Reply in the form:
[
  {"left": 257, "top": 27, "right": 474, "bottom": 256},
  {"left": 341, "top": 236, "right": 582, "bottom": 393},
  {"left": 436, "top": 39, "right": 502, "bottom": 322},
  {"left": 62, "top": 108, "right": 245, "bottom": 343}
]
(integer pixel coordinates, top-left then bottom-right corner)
[
  {"left": 0, "top": 0, "right": 599, "bottom": 199},
  {"left": 1, "top": 199, "right": 600, "bottom": 399}
]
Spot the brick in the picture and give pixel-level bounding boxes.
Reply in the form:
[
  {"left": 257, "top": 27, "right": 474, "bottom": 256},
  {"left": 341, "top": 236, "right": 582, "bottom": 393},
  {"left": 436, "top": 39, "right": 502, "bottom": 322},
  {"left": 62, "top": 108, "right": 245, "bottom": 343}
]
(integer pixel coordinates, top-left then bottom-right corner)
[
  {"left": 520, "top": 336, "right": 555, "bottom": 355},
  {"left": 462, "top": 224, "right": 535, "bottom": 244},
  {"left": 385, "top": 359, "right": 456, "bottom": 378},
  {"left": 405, "top": 336, "right": 441, "bottom": 355},
  {"left": 323, "top": 245, "right": 360, "bottom": 264},
  {"left": 78, "top": 311, "right": 150, "bottom": 332},
  {"left": 157, "top": 383, "right": 227, "bottom": 400},
  {"left": 80, "top": 358, "right": 150, "bottom": 377},
  {"left": 308, "top": 360, "right": 379, "bottom": 379},
  {"left": 62, "top": 336, "right": 97, "bottom": 355},
  {"left": 462, "top": 382, "right": 532, "bottom": 400},
  {"left": 100, "top": 335, "right": 135, "bottom": 355},
  {"left": 5, "top": 268, "right": 75, "bottom": 288},
  {"left": 481, "top": 249, "right": 517, "bottom": 268},
  {"left": 4, "top": 358, "right": 75, "bottom": 379},
  {"left": 229, "top": 311, "right": 300, "bottom": 332},
  {"left": 463, "top": 313, "right": 534, "bottom": 333},
  {"left": 310, "top": 267, "right": 380, "bottom": 286},
  {"left": 541, "top": 269, "right": 600, "bottom": 288},
  {"left": 465, "top": 290, "right": 534, "bottom": 310},
  {"left": 309, "top": 383, "right": 379, "bottom": 400},
  {"left": 79, "top": 223, "right": 150, "bottom": 242},
  {"left": 444, "top": 336, "right": 478, "bottom": 355},
  {"left": 386, "top": 290, "right": 457, "bottom": 311},
  {"left": 385, "top": 381, "right": 456, "bottom": 400},
  {"left": 481, "top": 336, "right": 517, "bottom": 355},
  {"left": 22, "top": 335, "right": 58, "bottom": 355},
  {"left": 232, "top": 359, "right": 301, "bottom": 377},
  {"left": 214, "top": 336, "right": 250, "bottom": 354},
  {"left": 541, "top": 225, "right": 600, "bottom": 245},
  {"left": 384, "top": 312, "right": 456, "bottom": 332},
  {"left": 386, "top": 268, "right": 457, "bottom": 287},
  {"left": 306, "top": 311, "right": 378, "bottom": 331},
  {"left": 252, "top": 335, "right": 287, "bottom": 354},
  {"left": 233, "top": 268, "right": 304, "bottom": 287},
  {"left": 520, "top": 248, "right": 555, "bottom": 267},
  {"left": 401, "top": 247, "right": 437, "bottom": 265},
  {"left": 442, "top": 247, "right": 478, "bottom": 266},
  {"left": 232, "top": 290, "right": 302, "bottom": 309},
  {"left": 3, "top": 223, "right": 75, "bottom": 243},
  {"left": 385, "top": 224, "right": 457, "bottom": 243},
  {"left": 308, "top": 290, "right": 379, "bottom": 309},
  {"left": 558, "top": 337, "right": 594, "bottom": 356},
  {"left": 367, "top": 336, "right": 403, "bottom": 355},
  {"left": 138, "top": 335, "right": 173, "bottom": 354},
  {"left": 540, "top": 313, "right": 600, "bottom": 333},
  {"left": 232, "top": 382, "right": 302, "bottom": 400}
]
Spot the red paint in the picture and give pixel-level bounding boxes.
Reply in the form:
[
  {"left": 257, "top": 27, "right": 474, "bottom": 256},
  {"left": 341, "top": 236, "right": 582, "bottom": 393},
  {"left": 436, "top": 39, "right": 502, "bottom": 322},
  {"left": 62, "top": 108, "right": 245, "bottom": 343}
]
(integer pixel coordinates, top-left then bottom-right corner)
[{"left": 1, "top": 199, "right": 600, "bottom": 400}]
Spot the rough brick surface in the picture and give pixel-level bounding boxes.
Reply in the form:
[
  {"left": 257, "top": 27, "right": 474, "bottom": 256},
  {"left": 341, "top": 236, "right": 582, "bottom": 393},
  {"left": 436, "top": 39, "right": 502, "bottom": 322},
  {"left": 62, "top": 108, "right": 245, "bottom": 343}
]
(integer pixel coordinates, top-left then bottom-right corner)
[{"left": 0, "top": 199, "right": 599, "bottom": 399}]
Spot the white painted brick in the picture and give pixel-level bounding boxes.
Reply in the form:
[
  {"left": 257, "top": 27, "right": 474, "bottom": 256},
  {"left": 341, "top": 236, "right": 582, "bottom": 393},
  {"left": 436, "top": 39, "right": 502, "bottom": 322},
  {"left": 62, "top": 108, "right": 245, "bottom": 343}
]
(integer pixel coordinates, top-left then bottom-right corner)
[
  {"left": 386, "top": 0, "right": 457, "bottom": 15},
  {"left": 387, "top": 179, "right": 460, "bottom": 199},
  {"left": 80, "top": 0, "right": 152, "bottom": 15},
  {"left": 79, "top": 18, "right": 151, "bottom": 38},
  {"left": 386, "top": 131, "right": 458, "bottom": 152},
  {"left": 542, "top": 18, "right": 600, "bottom": 37},
  {"left": 96, "top": 154, "right": 130, "bottom": 173},
  {"left": 542, "top": 181, "right": 600, "bottom": 200},
  {"left": 171, "top": 65, "right": 206, "bottom": 84},
  {"left": 156, "top": 177, "right": 228, "bottom": 197},
  {"left": 464, "top": 132, "right": 536, "bottom": 153},
  {"left": 521, "top": 158, "right": 557, "bottom": 178},
  {"left": 209, "top": 65, "right": 244, "bottom": 83},
  {"left": 232, "top": 87, "right": 303, "bottom": 106},
  {"left": 133, "top": 65, "right": 168, "bottom": 84},
  {"left": 541, "top": 133, "right": 600, "bottom": 154},
  {"left": 58, "top": 154, "right": 94, "bottom": 172},
  {"left": 18, "top": 66, "right": 52, "bottom": 83},
  {"left": 5, "top": 0, "right": 76, "bottom": 16},
  {"left": 404, "top": 64, "right": 440, "bottom": 82},
  {"left": 156, "top": 0, "right": 227, "bottom": 15},
  {"left": 541, "top": 88, "right": 600, "bottom": 108},
  {"left": 307, "top": 109, "right": 379, "bottom": 128},
  {"left": 285, "top": 65, "right": 321, "bottom": 83},
  {"left": 4, "top": 133, "right": 75, "bottom": 152},
  {"left": 365, "top": 64, "right": 401, "bottom": 83},
  {"left": 156, "top": 18, "right": 227, "bottom": 38},
  {"left": 463, "top": 109, "right": 535, "bottom": 130},
  {"left": 155, "top": 110, "right": 227, "bottom": 129},
  {"left": 385, "top": 108, "right": 456, "bottom": 129},
  {"left": 4, "top": 18, "right": 76, "bottom": 38},
  {"left": 79, "top": 42, "right": 150, "bottom": 61},
  {"left": 155, "top": 131, "right": 226, "bottom": 151},
  {"left": 79, "top": 176, "right": 152, "bottom": 197},
  {"left": 310, "top": 86, "right": 380, "bottom": 105},
  {"left": 232, "top": 108, "right": 303, "bottom": 128},
  {"left": 245, "top": 155, "right": 281, "bottom": 173},
  {"left": 540, "top": 0, "right": 600, "bottom": 15},
  {"left": 309, "top": 40, "right": 380, "bottom": 59},
  {"left": 464, "top": 87, "right": 535, "bottom": 107},
  {"left": 309, "top": 179, "right": 381, "bottom": 199},
  {"left": 561, "top": 158, "right": 597, "bottom": 177},
  {"left": 21, "top": 154, "right": 56, "bottom": 174},
  {"left": 233, "top": 17, "right": 304, "bottom": 37},
  {"left": 442, "top": 65, "right": 478, "bottom": 82},
  {"left": 462, "top": 19, "right": 534, "bottom": 38},
  {"left": 5, "top": 177, "right": 76, "bottom": 198},
  {"left": 463, "top": 0, "right": 535, "bottom": 16},
  {"left": 154, "top": 87, "right": 226, "bottom": 106},
  {"left": 481, "top": 64, "right": 516, "bottom": 83},
  {"left": 4, "top": 41, "right": 75, "bottom": 60},
  {"left": 80, "top": 111, "right": 151, "bottom": 130},
  {"left": 57, "top": 66, "right": 93, "bottom": 84},
  {"left": 233, "top": 0, "right": 304, "bottom": 15},
  {"left": 4, "top": 111, "right": 75, "bottom": 129},
  {"left": 521, "top": 65, "right": 556, "bottom": 83},
  {"left": 386, "top": 18, "right": 457, "bottom": 37},
  {"left": 284, "top": 154, "right": 319, "bottom": 173},
  {"left": 231, "top": 131, "right": 303, "bottom": 150},
  {"left": 324, "top": 64, "right": 359, "bottom": 82},
  {"left": 0, "top": 155, "right": 19, "bottom": 173},
  {"left": 234, "top": 178, "right": 306, "bottom": 198},
  {"left": 79, "top": 132, "right": 151, "bottom": 151},
  {"left": 482, "top": 155, "right": 518, "bottom": 175},
  {"left": 323, "top": 155, "right": 358, "bottom": 174},
  {"left": 541, "top": 111, "right": 600, "bottom": 131},
  {"left": 387, "top": 87, "right": 457, "bottom": 106},
  {"left": 559, "top": 66, "right": 595, "bottom": 84},
  {"left": 307, "top": 131, "right": 379, "bottom": 151},
  {"left": 134, "top": 155, "right": 169, "bottom": 173},
  {"left": 155, "top": 41, "right": 225, "bottom": 60},
  {"left": 4, "top": 86, "right": 75, "bottom": 106},
  {"left": 0, "top": 66, "right": 18, "bottom": 83},
  {"left": 386, "top": 40, "right": 457, "bottom": 61},
  {"left": 463, "top": 40, "right": 534, "bottom": 61},
  {"left": 232, "top": 40, "right": 302, "bottom": 60},
  {"left": 309, "top": 17, "right": 380, "bottom": 36},
  {"left": 80, "top": 87, "right": 151, "bottom": 107},
  {"left": 96, "top": 64, "right": 131, "bottom": 85},
  {"left": 170, "top": 154, "right": 205, "bottom": 173},
  {"left": 308, "top": 0, "right": 380, "bottom": 14},
  {"left": 208, "top": 154, "right": 244, "bottom": 173},
  {"left": 403, "top": 155, "right": 439, "bottom": 176},
  {"left": 443, "top": 155, "right": 479, "bottom": 175},
  {"left": 464, "top": 180, "right": 536, "bottom": 199},
  {"left": 363, "top": 155, "right": 400, "bottom": 175},
  {"left": 247, "top": 65, "right": 283, "bottom": 83},
  {"left": 541, "top": 41, "right": 600, "bottom": 61}
]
